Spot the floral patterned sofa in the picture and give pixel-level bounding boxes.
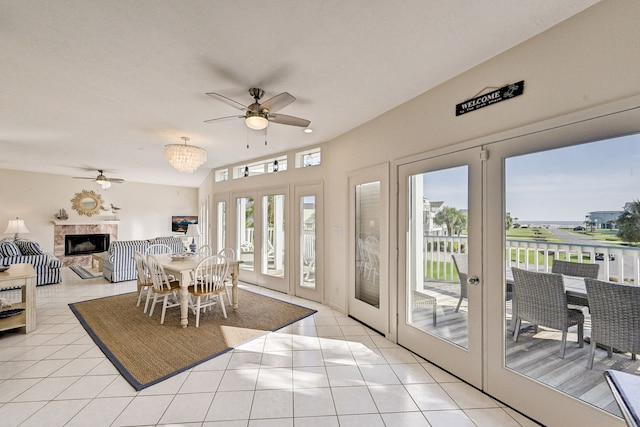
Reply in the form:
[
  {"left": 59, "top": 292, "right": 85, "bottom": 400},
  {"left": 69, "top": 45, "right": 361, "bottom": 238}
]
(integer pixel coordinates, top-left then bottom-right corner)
[{"left": 0, "top": 238, "right": 62, "bottom": 285}]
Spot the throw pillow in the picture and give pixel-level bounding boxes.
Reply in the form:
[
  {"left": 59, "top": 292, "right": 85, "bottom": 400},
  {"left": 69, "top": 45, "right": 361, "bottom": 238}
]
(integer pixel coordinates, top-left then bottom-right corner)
[
  {"left": 0, "top": 241, "right": 21, "bottom": 257},
  {"left": 15, "top": 240, "right": 44, "bottom": 256}
]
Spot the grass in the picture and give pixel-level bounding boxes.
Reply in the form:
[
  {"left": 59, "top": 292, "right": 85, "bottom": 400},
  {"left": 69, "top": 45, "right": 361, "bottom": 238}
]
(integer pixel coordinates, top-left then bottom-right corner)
[{"left": 506, "top": 227, "right": 561, "bottom": 242}]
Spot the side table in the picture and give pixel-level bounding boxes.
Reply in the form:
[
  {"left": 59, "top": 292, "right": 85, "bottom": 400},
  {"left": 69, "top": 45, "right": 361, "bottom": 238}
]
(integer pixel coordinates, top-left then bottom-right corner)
[
  {"left": 91, "top": 252, "right": 105, "bottom": 272},
  {"left": 0, "top": 263, "right": 36, "bottom": 333}
]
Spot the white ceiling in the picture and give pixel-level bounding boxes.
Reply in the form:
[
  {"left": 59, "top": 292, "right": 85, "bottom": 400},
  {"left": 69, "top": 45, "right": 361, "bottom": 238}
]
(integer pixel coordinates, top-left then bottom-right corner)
[{"left": 0, "top": 1, "right": 600, "bottom": 188}]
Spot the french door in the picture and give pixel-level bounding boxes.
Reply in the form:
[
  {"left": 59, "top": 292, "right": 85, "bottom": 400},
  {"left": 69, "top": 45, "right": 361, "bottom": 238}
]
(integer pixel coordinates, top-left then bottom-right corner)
[
  {"left": 397, "top": 147, "right": 483, "bottom": 387},
  {"left": 348, "top": 164, "right": 389, "bottom": 335},
  {"left": 232, "top": 187, "right": 288, "bottom": 293}
]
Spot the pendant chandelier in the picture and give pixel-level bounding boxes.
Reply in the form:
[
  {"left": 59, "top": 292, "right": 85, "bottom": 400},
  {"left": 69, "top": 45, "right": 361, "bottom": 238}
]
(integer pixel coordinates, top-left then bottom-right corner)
[{"left": 163, "top": 137, "right": 207, "bottom": 173}]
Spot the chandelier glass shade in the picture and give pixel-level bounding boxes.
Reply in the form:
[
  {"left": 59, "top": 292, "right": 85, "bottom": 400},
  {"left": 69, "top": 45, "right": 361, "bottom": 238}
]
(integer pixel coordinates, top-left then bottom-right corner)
[{"left": 164, "top": 137, "right": 207, "bottom": 173}]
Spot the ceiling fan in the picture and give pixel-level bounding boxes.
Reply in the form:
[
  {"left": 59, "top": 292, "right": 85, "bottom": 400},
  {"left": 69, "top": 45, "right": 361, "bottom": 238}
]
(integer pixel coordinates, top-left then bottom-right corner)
[
  {"left": 73, "top": 170, "right": 124, "bottom": 189},
  {"left": 205, "top": 88, "right": 310, "bottom": 130}
]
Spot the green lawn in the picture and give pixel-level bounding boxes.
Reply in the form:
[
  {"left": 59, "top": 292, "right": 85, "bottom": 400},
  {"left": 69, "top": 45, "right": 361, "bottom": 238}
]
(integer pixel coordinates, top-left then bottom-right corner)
[{"left": 506, "top": 227, "right": 561, "bottom": 242}]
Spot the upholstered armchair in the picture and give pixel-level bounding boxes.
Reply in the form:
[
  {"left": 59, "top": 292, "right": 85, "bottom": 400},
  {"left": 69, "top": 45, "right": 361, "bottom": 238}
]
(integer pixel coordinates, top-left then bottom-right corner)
[{"left": 102, "top": 240, "right": 150, "bottom": 283}]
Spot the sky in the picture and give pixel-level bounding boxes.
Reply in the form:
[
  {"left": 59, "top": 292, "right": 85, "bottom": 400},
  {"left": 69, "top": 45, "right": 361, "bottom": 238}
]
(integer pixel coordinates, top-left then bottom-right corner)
[{"left": 421, "top": 133, "right": 640, "bottom": 222}]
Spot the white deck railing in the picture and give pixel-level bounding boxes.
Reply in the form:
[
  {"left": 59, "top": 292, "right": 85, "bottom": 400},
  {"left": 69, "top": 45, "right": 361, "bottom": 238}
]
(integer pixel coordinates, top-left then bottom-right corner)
[{"left": 424, "top": 235, "right": 640, "bottom": 284}]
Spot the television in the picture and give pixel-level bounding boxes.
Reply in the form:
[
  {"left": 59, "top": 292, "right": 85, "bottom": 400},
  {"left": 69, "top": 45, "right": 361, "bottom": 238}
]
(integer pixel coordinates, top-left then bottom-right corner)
[{"left": 171, "top": 216, "right": 198, "bottom": 233}]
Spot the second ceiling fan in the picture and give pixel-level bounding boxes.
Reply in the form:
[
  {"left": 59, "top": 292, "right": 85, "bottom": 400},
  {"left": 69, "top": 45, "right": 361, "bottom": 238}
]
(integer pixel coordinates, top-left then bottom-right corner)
[{"left": 205, "top": 88, "right": 310, "bottom": 130}]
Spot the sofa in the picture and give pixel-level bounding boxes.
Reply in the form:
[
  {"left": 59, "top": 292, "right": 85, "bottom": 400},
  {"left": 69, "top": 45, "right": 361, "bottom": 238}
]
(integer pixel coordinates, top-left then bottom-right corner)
[
  {"left": 0, "top": 238, "right": 62, "bottom": 285},
  {"left": 102, "top": 236, "right": 186, "bottom": 283}
]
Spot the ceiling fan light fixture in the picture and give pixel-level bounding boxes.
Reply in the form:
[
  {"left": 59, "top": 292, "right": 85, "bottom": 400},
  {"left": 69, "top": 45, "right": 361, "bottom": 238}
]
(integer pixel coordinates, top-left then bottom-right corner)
[
  {"left": 163, "top": 137, "right": 207, "bottom": 173},
  {"left": 245, "top": 113, "right": 268, "bottom": 130}
]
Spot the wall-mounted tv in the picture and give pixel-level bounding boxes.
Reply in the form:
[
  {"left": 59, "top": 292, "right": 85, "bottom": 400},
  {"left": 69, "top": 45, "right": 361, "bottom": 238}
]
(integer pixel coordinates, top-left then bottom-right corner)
[{"left": 171, "top": 216, "right": 198, "bottom": 233}]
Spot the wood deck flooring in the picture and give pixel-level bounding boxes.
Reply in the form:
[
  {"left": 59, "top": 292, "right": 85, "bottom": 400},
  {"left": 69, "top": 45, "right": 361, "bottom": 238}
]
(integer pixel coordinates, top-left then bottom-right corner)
[{"left": 412, "top": 282, "right": 640, "bottom": 418}]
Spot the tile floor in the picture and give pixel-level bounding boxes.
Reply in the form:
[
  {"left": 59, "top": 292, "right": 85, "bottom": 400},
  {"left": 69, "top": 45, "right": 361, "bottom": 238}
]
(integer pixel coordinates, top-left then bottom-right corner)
[{"left": 0, "top": 268, "right": 540, "bottom": 427}]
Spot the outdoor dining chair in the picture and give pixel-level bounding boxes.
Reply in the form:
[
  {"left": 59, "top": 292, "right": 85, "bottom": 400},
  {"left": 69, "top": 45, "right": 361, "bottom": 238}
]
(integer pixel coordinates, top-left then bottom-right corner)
[
  {"left": 551, "top": 259, "right": 599, "bottom": 279},
  {"left": 584, "top": 278, "right": 640, "bottom": 369},
  {"left": 189, "top": 254, "right": 229, "bottom": 327},
  {"left": 511, "top": 268, "right": 584, "bottom": 358},
  {"left": 451, "top": 254, "right": 468, "bottom": 313}
]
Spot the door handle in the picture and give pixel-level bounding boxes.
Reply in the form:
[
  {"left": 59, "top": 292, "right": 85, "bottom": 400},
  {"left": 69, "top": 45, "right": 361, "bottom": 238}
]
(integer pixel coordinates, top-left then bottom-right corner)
[{"left": 467, "top": 276, "right": 480, "bottom": 285}]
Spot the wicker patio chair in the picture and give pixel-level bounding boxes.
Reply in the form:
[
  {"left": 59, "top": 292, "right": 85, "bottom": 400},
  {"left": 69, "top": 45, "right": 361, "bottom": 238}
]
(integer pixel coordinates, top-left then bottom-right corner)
[
  {"left": 511, "top": 268, "right": 584, "bottom": 358},
  {"left": 584, "top": 278, "right": 640, "bottom": 369},
  {"left": 551, "top": 259, "right": 599, "bottom": 279},
  {"left": 451, "top": 254, "right": 467, "bottom": 313}
]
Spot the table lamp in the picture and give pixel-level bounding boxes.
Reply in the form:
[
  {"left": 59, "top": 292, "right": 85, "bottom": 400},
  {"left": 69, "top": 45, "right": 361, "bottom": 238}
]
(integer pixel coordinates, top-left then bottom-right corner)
[
  {"left": 4, "top": 217, "right": 29, "bottom": 240},
  {"left": 185, "top": 223, "right": 201, "bottom": 253}
]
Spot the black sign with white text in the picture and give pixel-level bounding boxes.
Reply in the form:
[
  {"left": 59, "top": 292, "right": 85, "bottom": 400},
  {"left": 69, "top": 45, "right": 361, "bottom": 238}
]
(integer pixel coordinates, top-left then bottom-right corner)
[{"left": 456, "top": 80, "right": 524, "bottom": 116}]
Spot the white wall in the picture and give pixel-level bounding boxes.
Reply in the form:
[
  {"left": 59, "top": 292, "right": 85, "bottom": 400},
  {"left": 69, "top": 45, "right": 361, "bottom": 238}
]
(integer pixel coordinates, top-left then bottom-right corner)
[
  {"left": 0, "top": 169, "right": 198, "bottom": 253},
  {"left": 206, "top": 0, "right": 640, "bottom": 313},
  {"left": 321, "top": 0, "right": 640, "bottom": 311}
]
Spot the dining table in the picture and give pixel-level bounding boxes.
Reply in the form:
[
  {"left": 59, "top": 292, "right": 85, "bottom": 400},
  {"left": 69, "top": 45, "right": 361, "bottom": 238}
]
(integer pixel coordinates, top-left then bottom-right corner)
[{"left": 156, "top": 254, "right": 242, "bottom": 328}]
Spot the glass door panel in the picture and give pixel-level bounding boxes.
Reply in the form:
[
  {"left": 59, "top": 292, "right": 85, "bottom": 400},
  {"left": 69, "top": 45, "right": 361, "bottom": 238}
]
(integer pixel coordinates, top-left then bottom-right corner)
[
  {"left": 236, "top": 196, "right": 255, "bottom": 272},
  {"left": 355, "top": 182, "right": 381, "bottom": 308},
  {"left": 348, "top": 164, "right": 389, "bottom": 335},
  {"left": 300, "top": 195, "right": 316, "bottom": 290},
  {"left": 294, "top": 182, "right": 323, "bottom": 303},
  {"left": 215, "top": 200, "right": 226, "bottom": 253},
  {"left": 502, "top": 134, "right": 640, "bottom": 418},
  {"left": 261, "top": 194, "right": 285, "bottom": 278},
  {"left": 406, "top": 166, "right": 469, "bottom": 347}
]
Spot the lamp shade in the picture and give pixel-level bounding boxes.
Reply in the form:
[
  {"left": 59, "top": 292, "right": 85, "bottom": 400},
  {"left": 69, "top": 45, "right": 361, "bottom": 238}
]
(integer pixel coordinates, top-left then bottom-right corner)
[
  {"left": 185, "top": 223, "right": 201, "bottom": 237},
  {"left": 4, "top": 217, "right": 29, "bottom": 239},
  {"left": 164, "top": 137, "right": 207, "bottom": 173}
]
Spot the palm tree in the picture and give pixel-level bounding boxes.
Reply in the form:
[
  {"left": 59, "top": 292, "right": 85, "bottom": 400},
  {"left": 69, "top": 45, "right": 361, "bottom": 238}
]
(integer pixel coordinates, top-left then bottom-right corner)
[
  {"left": 617, "top": 200, "right": 640, "bottom": 245},
  {"left": 434, "top": 206, "right": 467, "bottom": 236}
]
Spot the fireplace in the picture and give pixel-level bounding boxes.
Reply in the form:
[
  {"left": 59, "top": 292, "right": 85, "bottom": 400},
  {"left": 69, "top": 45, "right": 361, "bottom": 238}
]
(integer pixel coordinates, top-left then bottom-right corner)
[{"left": 65, "top": 234, "right": 110, "bottom": 256}]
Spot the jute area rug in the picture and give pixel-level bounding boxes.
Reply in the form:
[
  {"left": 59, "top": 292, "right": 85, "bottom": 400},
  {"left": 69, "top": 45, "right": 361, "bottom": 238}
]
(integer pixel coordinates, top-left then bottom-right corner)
[{"left": 69, "top": 289, "right": 316, "bottom": 390}]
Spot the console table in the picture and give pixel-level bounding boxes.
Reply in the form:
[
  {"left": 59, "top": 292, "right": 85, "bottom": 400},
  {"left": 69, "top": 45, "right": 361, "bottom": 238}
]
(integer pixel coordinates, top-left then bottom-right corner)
[{"left": 0, "top": 263, "right": 36, "bottom": 333}]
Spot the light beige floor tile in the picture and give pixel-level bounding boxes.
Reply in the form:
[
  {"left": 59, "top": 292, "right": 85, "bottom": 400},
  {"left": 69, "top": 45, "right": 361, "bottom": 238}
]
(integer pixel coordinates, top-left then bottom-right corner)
[
  {"left": 465, "top": 407, "right": 523, "bottom": 426},
  {"left": 331, "top": 386, "right": 377, "bottom": 415},
  {"left": 251, "top": 389, "right": 293, "bottom": 419},
  {"left": 405, "top": 383, "right": 459, "bottom": 411},
  {"left": 159, "top": 392, "right": 216, "bottom": 424},
  {"left": 205, "top": 390, "right": 254, "bottom": 421},
  {"left": 293, "top": 387, "right": 336, "bottom": 417},
  {"left": 292, "top": 366, "right": 330, "bottom": 389},
  {"left": 19, "top": 398, "right": 90, "bottom": 427},
  {"left": 381, "top": 411, "right": 432, "bottom": 427},
  {"left": 12, "top": 376, "right": 78, "bottom": 401},
  {"left": 338, "top": 413, "right": 385, "bottom": 427},
  {"left": 218, "top": 367, "right": 259, "bottom": 391},
  {"left": 369, "top": 384, "right": 420, "bottom": 412},
  {"left": 65, "top": 396, "right": 133, "bottom": 427},
  {"left": 440, "top": 382, "right": 500, "bottom": 409},
  {"left": 325, "top": 365, "right": 365, "bottom": 387},
  {"left": 423, "top": 409, "right": 476, "bottom": 426},
  {"left": 359, "top": 364, "right": 401, "bottom": 385},
  {"left": 179, "top": 369, "right": 224, "bottom": 393},
  {"left": 112, "top": 394, "right": 174, "bottom": 426}
]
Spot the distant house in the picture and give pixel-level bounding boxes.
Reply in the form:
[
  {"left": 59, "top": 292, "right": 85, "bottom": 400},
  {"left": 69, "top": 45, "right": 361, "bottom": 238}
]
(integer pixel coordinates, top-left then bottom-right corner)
[
  {"left": 423, "top": 199, "right": 444, "bottom": 235},
  {"left": 587, "top": 209, "right": 624, "bottom": 229}
]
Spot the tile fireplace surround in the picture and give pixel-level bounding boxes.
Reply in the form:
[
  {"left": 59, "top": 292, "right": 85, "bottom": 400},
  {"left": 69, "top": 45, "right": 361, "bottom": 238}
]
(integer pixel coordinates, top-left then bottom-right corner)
[{"left": 53, "top": 223, "right": 118, "bottom": 267}]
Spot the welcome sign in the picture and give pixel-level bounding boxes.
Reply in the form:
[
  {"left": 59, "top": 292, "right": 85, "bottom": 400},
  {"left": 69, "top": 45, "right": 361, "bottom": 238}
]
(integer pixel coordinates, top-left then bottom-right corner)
[{"left": 456, "top": 80, "right": 524, "bottom": 116}]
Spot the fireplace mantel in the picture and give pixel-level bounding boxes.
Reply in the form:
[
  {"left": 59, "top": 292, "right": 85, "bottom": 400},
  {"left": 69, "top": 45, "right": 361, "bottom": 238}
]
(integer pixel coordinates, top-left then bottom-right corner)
[{"left": 52, "top": 220, "right": 119, "bottom": 225}]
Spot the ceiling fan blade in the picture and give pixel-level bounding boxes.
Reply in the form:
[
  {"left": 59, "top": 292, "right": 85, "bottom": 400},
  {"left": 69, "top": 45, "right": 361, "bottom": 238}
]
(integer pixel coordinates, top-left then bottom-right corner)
[
  {"left": 72, "top": 177, "right": 95, "bottom": 180},
  {"left": 106, "top": 178, "right": 125, "bottom": 183},
  {"left": 204, "top": 115, "right": 245, "bottom": 124},
  {"left": 205, "top": 92, "right": 248, "bottom": 111},
  {"left": 268, "top": 113, "right": 310, "bottom": 127},
  {"left": 260, "top": 92, "right": 295, "bottom": 113}
]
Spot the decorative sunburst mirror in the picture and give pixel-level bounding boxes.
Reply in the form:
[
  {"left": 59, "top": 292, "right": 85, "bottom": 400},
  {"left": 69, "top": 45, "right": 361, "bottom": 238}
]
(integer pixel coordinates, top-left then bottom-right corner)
[{"left": 71, "top": 190, "right": 104, "bottom": 217}]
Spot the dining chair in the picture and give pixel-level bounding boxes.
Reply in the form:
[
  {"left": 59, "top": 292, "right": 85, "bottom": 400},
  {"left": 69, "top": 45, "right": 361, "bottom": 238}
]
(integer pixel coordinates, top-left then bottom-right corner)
[
  {"left": 188, "top": 254, "right": 229, "bottom": 327},
  {"left": 584, "top": 278, "right": 640, "bottom": 369},
  {"left": 146, "top": 254, "right": 181, "bottom": 325},
  {"left": 132, "top": 251, "right": 153, "bottom": 313},
  {"left": 198, "top": 245, "right": 212, "bottom": 256},
  {"left": 146, "top": 243, "right": 174, "bottom": 255},
  {"left": 551, "top": 259, "right": 599, "bottom": 279},
  {"left": 451, "top": 254, "right": 468, "bottom": 313},
  {"left": 218, "top": 247, "right": 235, "bottom": 305},
  {"left": 511, "top": 267, "right": 584, "bottom": 358}
]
